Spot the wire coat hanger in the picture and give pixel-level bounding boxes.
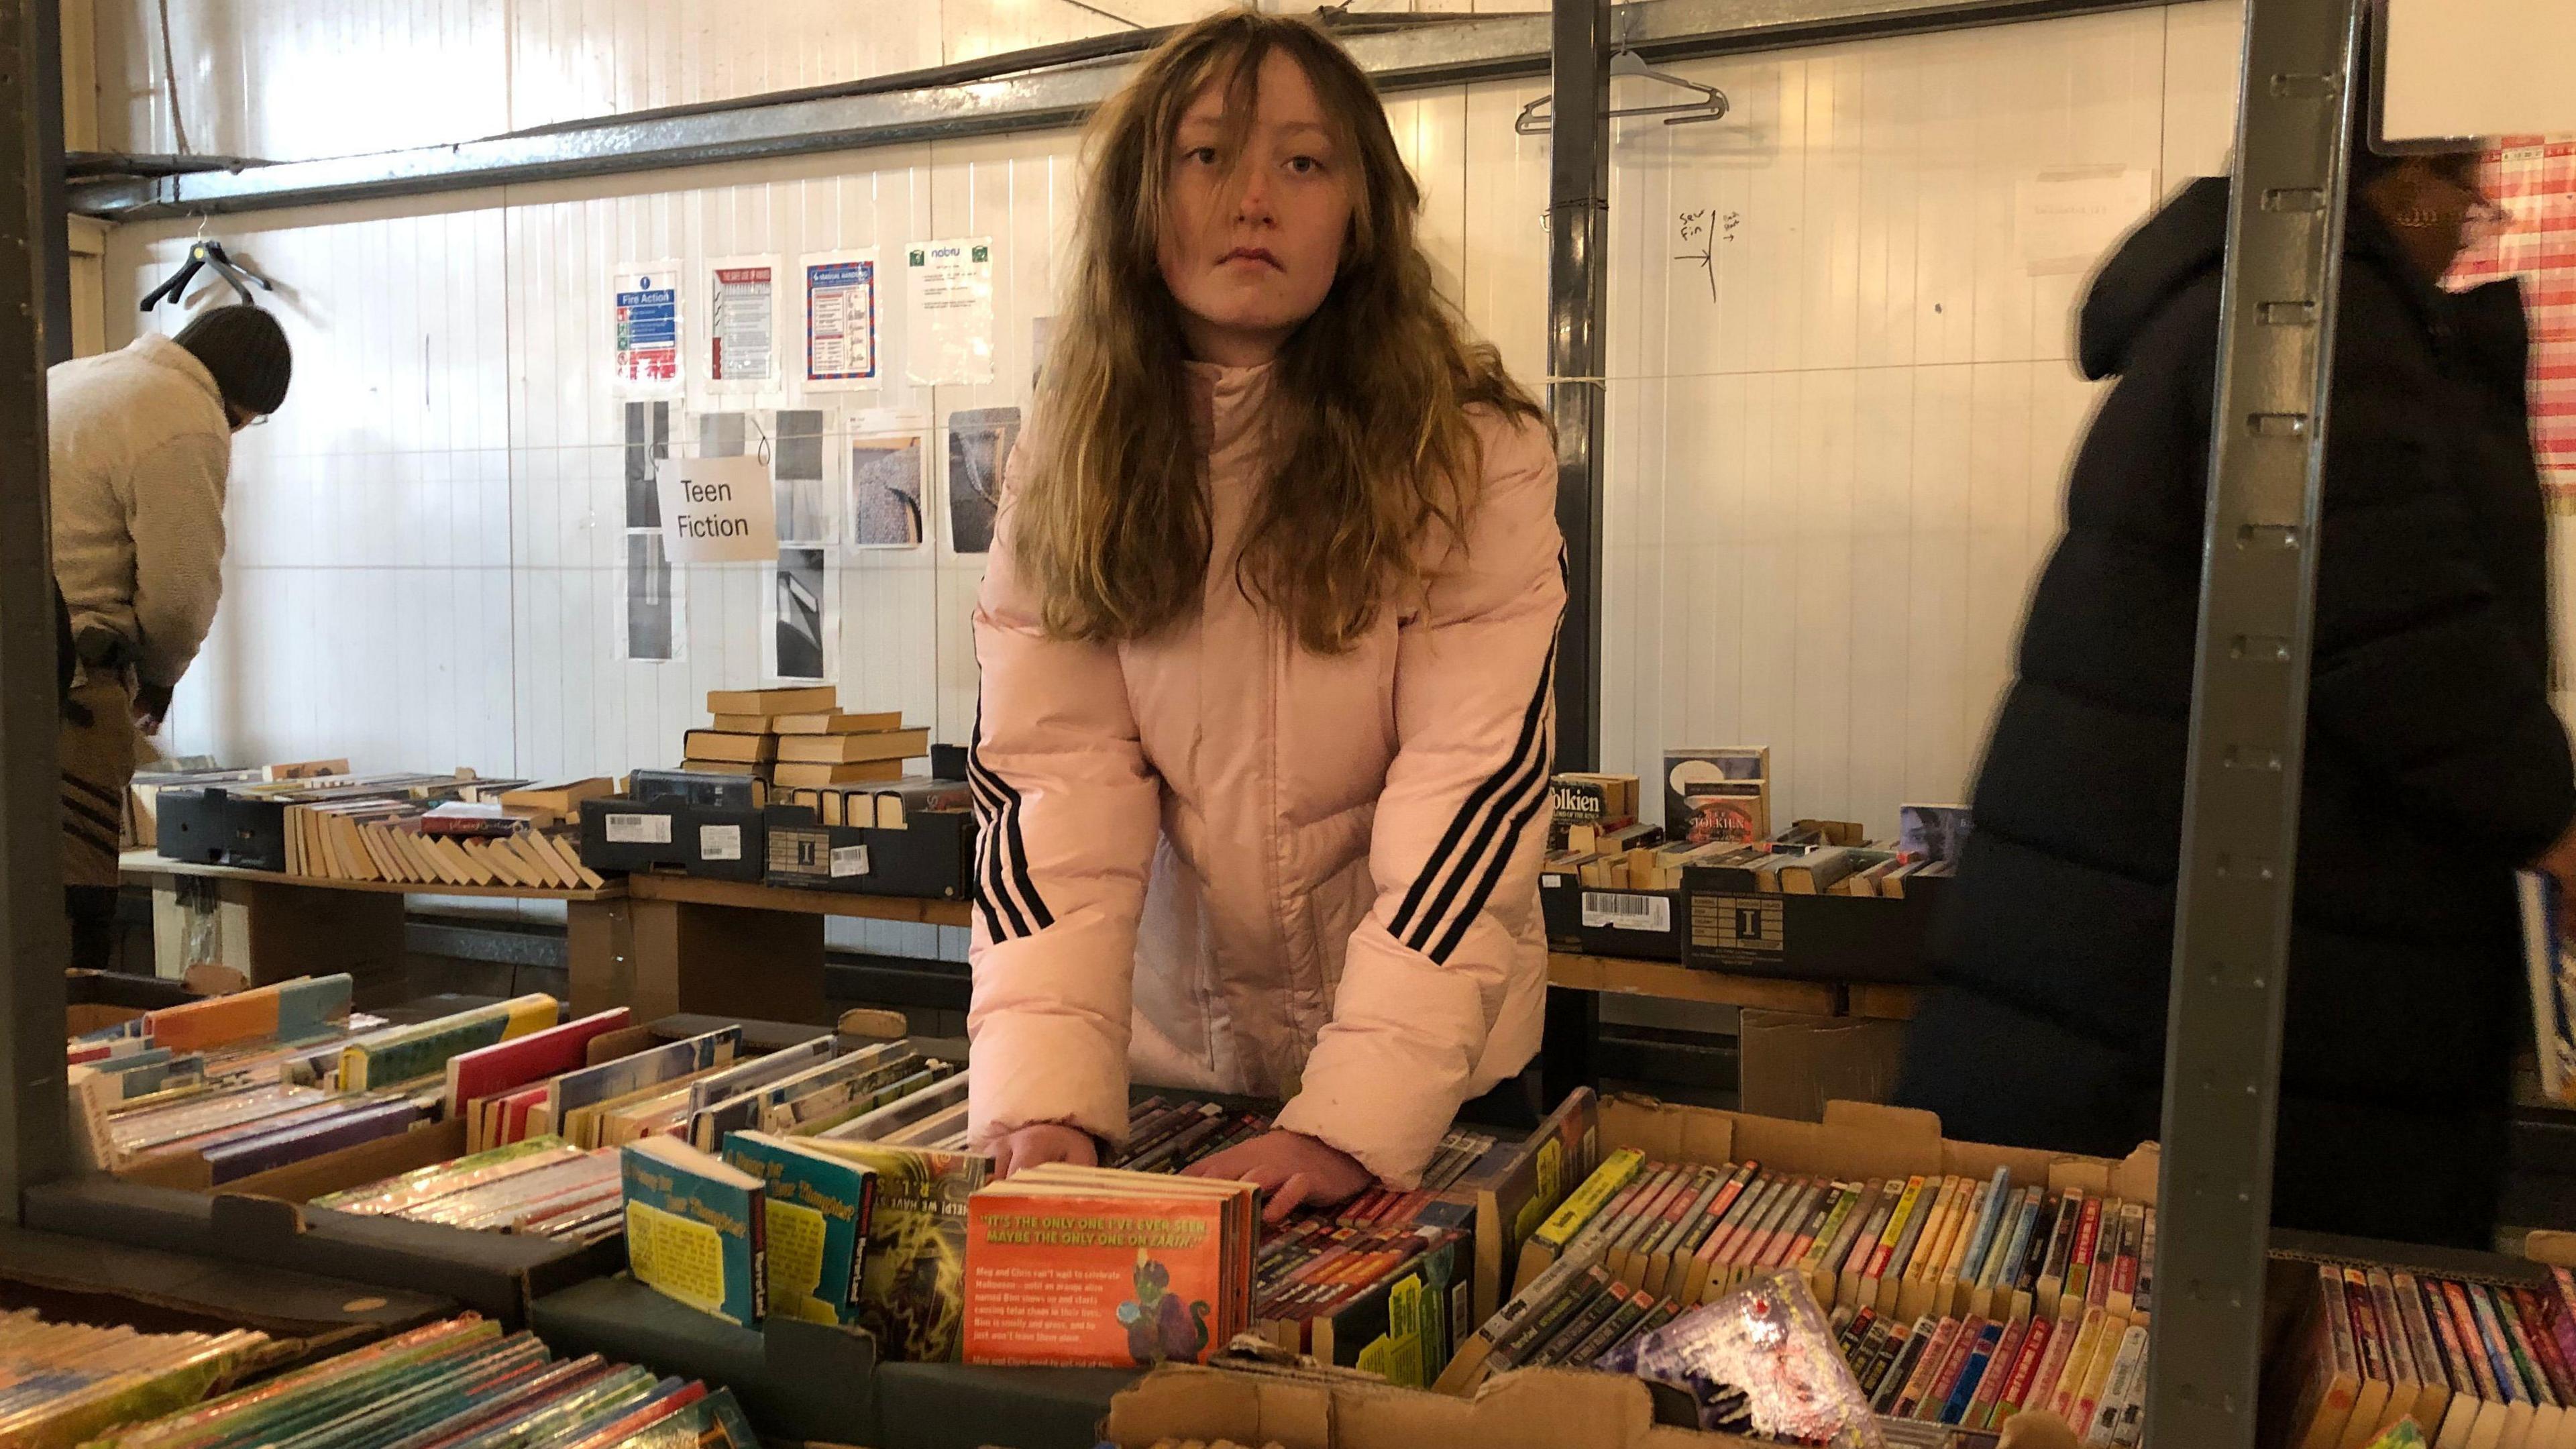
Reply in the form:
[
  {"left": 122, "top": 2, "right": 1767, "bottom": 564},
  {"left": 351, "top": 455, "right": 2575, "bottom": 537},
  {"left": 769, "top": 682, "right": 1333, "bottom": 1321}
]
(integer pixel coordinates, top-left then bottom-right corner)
[{"left": 1516, "top": 51, "right": 1731, "bottom": 136}]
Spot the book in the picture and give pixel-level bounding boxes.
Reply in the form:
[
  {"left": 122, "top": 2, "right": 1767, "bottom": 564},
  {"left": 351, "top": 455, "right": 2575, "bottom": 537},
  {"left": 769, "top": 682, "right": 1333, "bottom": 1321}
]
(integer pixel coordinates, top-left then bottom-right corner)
[
  {"left": 963, "top": 1164, "right": 1256, "bottom": 1367},
  {"left": 497, "top": 776, "right": 614, "bottom": 816},
  {"left": 682, "top": 731, "right": 779, "bottom": 764},
  {"left": 794, "top": 1141, "right": 989, "bottom": 1361},
  {"left": 774, "top": 709, "right": 904, "bottom": 735},
  {"left": 775, "top": 728, "right": 931, "bottom": 765},
  {"left": 707, "top": 684, "right": 835, "bottom": 714},
  {"left": 688, "top": 1039, "right": 915, "bottom": 1150},
  {"left": 339, "top": 994, "right": 559, "bottom": 1093},
  {"left": 773, "top": 759, "right": 908, "bottom": 788},
  {"left": 710, "top": 712, "right": 781, "bottom": 733},
  {"left": 142, "top": 974, "right": 354, "bottom": 1053},
  {"left": 623, "top": 1136, "right": 768, "bottom": 1327},
  {"left": 1661, "top": 747, "right": 1769, "bottom": 844},
  {"left": 875, "top": 777, "right": 973, "bottom": 828},
  {"left": 537, "top": 1028, "right": 743, "bottom": 1140},
  {"left": 723, "top": 1130, "right": 881, "bottom": 1327},
  {"left": 2522, "top": 871, "right": 2576, "bottom": 1106}
]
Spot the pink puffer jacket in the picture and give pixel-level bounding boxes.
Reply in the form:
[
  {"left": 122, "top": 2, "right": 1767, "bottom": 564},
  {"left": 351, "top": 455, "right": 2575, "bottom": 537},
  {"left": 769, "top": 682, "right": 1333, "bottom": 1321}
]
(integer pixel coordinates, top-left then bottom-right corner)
[{"left": 965, "top": 360, "right": 1564, "bottom": 1187}]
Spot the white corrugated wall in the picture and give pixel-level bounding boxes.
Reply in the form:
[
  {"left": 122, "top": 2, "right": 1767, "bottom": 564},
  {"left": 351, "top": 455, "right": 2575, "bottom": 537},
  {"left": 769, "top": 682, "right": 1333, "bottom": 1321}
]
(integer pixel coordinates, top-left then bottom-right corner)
[{"left": 90, "top": 1, "right": 2264, "bottom": 915}]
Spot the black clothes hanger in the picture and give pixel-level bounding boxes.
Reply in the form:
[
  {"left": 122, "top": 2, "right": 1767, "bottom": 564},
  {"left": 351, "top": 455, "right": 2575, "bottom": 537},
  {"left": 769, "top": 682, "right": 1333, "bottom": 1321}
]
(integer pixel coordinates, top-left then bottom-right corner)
[{"left": 139, "top": 238, "right": 277, "bottom": 312}]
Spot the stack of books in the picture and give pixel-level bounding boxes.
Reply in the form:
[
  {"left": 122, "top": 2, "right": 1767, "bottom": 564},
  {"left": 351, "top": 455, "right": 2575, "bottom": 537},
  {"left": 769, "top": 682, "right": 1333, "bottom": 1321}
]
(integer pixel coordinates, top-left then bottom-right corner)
[
  {"left": 124, "top": 755, "right": 345, "bottom": 849},
  {"left": 0, "top": 1308, "right": 269, "bottom": 1446},
  {"left": 2274, "top": 1260, "right": 2576, "bottom": 1449},
  {"left": 688, "top": 685, "right": 930, "bottom": 791},
  {"left": 68, "top": 982, "right": 573, "bottom": 1182},
  {"left": 75, "top": 1315, "right": 757, "bottom": 1448},
  {"left": 315, "top": 1134, "right": 623, "bottom": 1242}
]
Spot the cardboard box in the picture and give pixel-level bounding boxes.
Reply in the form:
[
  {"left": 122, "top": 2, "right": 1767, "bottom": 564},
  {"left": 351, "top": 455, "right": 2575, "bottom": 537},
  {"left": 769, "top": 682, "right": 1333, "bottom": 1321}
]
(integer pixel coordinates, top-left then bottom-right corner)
[
  {"left": 763, "top": 810, "right": 974, "bottom": 900},
  {"left": 531, "top": 1273, "right": 881, "bottom": 1444},
  {"left": 580, "top": 796, "right": 692, "bottom": 873},
  {"left": 1678, "top": 865, "right": 1949, "bottom": 983},
  {"left": 1735, "top": 1009, "right": 1907, "bottom": 1123},
  {"left": 1538, "top": 879, "right": 1683, "bottom": 961},
  {"left": 1110, "top": 1361, "right": 2083, "bottom": 1449},
  {"left": 1440, "top": 1093, "right": 2158, "bottom": 1396}
]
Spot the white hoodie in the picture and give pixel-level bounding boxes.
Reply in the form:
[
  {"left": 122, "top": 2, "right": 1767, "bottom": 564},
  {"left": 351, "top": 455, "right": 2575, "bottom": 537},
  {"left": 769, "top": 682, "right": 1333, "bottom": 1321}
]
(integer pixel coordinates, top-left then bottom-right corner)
[{"left": 48, "top": 335, "right": 233, "bottom": 688}]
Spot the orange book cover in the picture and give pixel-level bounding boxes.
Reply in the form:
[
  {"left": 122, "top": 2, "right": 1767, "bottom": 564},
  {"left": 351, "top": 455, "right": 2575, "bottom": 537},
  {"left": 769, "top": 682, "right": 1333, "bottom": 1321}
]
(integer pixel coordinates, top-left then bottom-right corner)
[{"left": 962, "top": 1169, "right": 1252, "bottom": 1367}]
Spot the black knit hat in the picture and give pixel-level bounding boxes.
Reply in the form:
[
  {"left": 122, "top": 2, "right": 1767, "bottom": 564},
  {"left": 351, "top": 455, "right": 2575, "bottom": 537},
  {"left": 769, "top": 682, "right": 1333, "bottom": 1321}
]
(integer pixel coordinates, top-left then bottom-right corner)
[{"left": 173, "top": 305, "right": 292, "bottom": 417}]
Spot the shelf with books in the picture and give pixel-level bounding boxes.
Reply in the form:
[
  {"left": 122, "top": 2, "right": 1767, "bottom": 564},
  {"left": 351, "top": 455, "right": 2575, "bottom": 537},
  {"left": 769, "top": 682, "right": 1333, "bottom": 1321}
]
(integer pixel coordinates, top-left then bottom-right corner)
[{"left": 121, "top": 851, "right": 625, "bottom": 902}]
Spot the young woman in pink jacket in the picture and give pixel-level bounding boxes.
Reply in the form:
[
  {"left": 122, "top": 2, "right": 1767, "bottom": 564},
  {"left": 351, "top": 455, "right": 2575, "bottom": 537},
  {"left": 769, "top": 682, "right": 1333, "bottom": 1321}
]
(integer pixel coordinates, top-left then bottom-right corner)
[{"left": 968, "top": 11, "right": 1565, "bottom": 1222}]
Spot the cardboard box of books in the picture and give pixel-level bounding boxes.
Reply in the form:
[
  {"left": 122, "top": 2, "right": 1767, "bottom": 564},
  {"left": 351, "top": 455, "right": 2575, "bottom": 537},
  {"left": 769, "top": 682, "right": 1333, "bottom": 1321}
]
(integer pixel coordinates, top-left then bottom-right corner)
[
  {"left": 1677, "top": 859, "right": 1949, "bottom": 984},
  {"left": 1432, "top": 1091, "right": 2159, "bottom": 1429}
]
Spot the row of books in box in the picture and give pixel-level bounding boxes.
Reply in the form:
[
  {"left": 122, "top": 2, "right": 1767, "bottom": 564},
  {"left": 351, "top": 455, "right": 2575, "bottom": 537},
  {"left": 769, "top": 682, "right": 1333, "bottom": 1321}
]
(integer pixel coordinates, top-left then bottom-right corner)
[
  {"left": 2275, "top": 1257, "right": 2576, "bottom": 1449},
  {"left": 622, "top": 1082, "right": 1505, "bottom": 1389},
  {"left": 15, "top": 1311, "right": 758, "bottom": 1449},
  {"left": 148, "top": 766, "right": 600, "bottom": 882}
]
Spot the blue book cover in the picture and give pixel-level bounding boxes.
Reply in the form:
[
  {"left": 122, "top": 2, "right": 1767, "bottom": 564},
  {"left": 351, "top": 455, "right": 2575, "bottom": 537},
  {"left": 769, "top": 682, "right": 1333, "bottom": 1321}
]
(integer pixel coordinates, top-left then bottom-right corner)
[
  {"left": 623, "top": 1136, "right": 767, "bottom": 1328},
  {"left": 1939, "top": 1320, "right": 2002, "bottom": 1424},
  {"left": 549, "top": 1027, "right": 743, "bottom": 1129},
  {"left": 722, "top": 1130, "right": 878, "bottom": 1326},
  {"left": 1955, "top": 1168, "right": 2011, "bottom": 1289}
]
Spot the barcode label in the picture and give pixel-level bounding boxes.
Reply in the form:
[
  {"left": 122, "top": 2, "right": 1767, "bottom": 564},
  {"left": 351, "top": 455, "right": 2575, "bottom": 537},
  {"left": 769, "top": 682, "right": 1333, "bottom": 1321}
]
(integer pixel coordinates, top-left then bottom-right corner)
[
  {"left": 1580, "top": 892, "right": 1670, "bottom": 932},
  {"left": 604, "top": 812, "right": 671, "bottom": 845},
  {"left": 830, "top": 845, "right": 870, "bottom": 877},
  {"left": 698, "top": 824, "right": 743, "bottom": 861}
]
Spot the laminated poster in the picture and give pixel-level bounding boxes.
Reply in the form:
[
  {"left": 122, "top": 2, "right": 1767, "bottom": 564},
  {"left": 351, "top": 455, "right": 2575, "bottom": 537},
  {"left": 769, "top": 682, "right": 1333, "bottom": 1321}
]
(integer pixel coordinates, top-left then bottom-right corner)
[
  {"left": 706, "top": 254, "right": 781, "bottom": 390},
  {"left": 945, "top": 406, "right": 1020, "bottom": 555},
  {"left": 802, "top": 248, "right": 881, "bottom": 392},
  {"left": 656, "top": 453, "right": 777, "bottom": 564},
  {"left": 764, "top": 546, "right": 839, "bottom": 684},
  {"left": 623, "top": 400, "right": 674, "bottom": 531},
  {"left": 622, "top": 530, "right": 686, "bottom": 663},
  {"left": 905, "top": 237, "right": 996, "bottom": 385},
  {"left": 612, "top": 260, "right": 684, "bottom": 396},
  {"left": 850, "top": 431, "right": 927, "bottom": 549}
]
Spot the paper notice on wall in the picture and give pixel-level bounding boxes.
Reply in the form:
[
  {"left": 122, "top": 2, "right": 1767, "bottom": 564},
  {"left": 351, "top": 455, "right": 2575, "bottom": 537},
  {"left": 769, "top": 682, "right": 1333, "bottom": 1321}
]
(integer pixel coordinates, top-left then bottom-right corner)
[
  {"left": 764, "top": 545, "right": 839, "bottom": 683},
  {"left": 622, "top": 530, "right": 686, "bottom": 663},
  {"left": 801, "top": 248, "right": 880, "bottom": 391},
  {"left": 707, "top": 255, "right": 780, "bottom": 388},
  {"left": 2015, "top": 168, "right": 2157, "bottom": 275},
  {"left": 657, "top": 453, "right": 777, "bottom": 564},
  {"left": 905, "top": 237, "right": 996, "bottom": 385},
  {"left": 613, "top": 260, "right": 684, "bottom": 396}
]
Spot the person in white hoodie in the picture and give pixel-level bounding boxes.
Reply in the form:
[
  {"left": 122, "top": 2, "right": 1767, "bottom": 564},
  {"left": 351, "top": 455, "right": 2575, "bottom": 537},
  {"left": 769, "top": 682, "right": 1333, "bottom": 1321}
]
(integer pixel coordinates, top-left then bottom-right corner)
[{"left": 52, "top": 303, "right": 291, "bottom": 968}]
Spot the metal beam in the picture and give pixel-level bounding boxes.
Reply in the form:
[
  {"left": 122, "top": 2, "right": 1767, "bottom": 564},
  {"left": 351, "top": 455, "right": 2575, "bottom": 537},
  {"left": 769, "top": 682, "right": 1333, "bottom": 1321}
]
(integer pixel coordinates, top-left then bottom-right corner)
[
  {"left": 1547, "top": 0, "right": 1608, "bottom": 776},
  {"left": 67, "top": 0, "right": 2151, "bottom": 223},
  {"left": 2146, "top": 0, "right": 2360, "bottom": 1442},
  {"left": 0, "top": 0, "right": 72, "bottom": 1219}
]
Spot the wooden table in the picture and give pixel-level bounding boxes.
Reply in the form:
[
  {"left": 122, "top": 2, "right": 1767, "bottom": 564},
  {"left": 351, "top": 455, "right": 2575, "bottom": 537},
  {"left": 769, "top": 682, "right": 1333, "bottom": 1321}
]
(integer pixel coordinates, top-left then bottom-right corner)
[
  {"left": 567, "top": 871, "right": 973, "bottom": 1026},
  {"left": 119, "top": 851, "right": 623, "bottom": 1002}
]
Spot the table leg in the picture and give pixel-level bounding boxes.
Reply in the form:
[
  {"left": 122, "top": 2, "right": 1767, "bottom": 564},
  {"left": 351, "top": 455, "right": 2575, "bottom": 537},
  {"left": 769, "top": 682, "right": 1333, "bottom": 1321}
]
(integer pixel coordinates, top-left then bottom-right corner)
[{"left": 625, "top": 897, "right": 827, "bottom": 1025}]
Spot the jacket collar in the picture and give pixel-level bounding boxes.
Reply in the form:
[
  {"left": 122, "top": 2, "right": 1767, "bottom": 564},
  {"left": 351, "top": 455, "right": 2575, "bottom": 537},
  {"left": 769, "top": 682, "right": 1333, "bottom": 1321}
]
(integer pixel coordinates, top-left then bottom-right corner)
[
  {"left": 131, "top": 333, "right": 225, "bottom": 413},
  {"left": 1185, "top": 358, "right": 1275, "bottom": 455}
]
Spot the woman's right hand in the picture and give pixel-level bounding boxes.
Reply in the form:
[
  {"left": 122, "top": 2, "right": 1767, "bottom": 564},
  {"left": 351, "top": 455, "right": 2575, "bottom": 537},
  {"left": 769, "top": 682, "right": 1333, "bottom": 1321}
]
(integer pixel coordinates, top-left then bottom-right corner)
[{"left": 991, "top": 1122, "right": 1099, "bottom": 1179}]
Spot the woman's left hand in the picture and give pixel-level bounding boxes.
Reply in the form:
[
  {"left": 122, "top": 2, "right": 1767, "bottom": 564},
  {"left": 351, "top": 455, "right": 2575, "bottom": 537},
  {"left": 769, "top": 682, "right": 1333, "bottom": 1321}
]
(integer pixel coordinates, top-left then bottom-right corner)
[{"left": 1183, "top": 1129, "right": 1375, "bottom": 1224}]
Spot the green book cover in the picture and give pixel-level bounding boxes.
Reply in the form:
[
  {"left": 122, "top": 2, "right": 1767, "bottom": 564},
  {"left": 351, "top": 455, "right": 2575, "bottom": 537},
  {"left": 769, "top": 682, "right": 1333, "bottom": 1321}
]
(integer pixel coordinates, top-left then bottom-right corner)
[
  {"left": 339, "top": 994, "right": 557, "bottom": 1092},
  {"left": 800, "top": 1141, "right": 988, "bottom": 1360},
  {"left": 722, "top": 1130, "right": 880, "bottom": 1326},
  {"left": 622, "top": 1138, "right": 768, "bottom": 1328}
]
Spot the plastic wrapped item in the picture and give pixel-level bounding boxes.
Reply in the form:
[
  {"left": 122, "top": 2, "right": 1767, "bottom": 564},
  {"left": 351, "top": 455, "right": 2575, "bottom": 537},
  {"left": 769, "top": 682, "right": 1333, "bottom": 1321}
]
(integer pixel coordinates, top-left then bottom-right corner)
[{"left": 1599, "top": 1268, "right": 1885, "bottom": 1448}]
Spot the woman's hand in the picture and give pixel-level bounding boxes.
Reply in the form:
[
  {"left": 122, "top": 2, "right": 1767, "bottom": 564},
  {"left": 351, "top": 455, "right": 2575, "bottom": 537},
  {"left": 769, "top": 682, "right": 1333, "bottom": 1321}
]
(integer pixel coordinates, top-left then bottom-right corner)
[
  {"left": 991, "top": 1122, "right": 1098, "bottom": 1179},
  {"left": 1183, "top": 1129, "right": 1375, "bottom": 1224}
]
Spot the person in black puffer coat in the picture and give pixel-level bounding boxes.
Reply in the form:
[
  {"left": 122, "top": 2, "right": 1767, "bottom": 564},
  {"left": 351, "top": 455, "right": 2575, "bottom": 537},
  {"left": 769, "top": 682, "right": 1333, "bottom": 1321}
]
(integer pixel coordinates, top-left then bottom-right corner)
[{"left": 1894, "top": 150, "right": 2576, "bottom": 1250}]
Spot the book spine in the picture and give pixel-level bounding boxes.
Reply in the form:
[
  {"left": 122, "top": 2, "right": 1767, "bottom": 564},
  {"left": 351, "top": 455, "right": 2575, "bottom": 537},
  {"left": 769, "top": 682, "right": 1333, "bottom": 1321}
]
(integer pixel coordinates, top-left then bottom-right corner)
[
  {"left": 2438, "top": 1279, "right": 2504, "bottom": 1405},
  {"left": 1938, "top": 1321, "right": 2002, "bottom": 1424},
  {"left": 1966, "top": 1316, "right": 2030, "bottom": 1427},
  {"left": 2064, "top": 1195, "right": 2104, "bottom": 1308},
  {"left": 1797, "top": 1183, "right": 1862, "bottom": 1278},
  {"left": 1991, "top": 1313, "right": 2053, "bottom": 1428},
  {"left": 1918, "top": 1316, "right": 1984, "bottom": 1422},
  {"left": 2477, "top": 1283, "right": 2544, "bottom": 1406},
  {"left": 2022, "top": 1306, "right": 2082, "bottom": 1421},
  {"left": 1866, "top": 1177, "right": 1928, "bottom": 1281},
  {"left": 1888, "top": 1318, "right": 1958, "bottom": 1418}
]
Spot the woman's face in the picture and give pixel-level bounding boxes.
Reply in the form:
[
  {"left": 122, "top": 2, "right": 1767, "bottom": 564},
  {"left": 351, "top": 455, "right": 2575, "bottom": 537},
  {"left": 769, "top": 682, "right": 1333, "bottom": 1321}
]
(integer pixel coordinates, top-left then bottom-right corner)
[{"left": 1156, "top": 49, "right": 1354, "bottom": 368}]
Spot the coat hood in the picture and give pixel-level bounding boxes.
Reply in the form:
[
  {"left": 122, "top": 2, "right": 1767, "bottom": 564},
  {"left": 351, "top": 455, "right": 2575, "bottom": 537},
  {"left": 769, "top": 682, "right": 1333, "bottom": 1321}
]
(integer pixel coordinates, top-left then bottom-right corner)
[
  {"left": 2076, "top": 176, "right": 2231, "bottom": 382},
  {"left": 2076, "top": 174, "right": 2463, "bottom": 384}
]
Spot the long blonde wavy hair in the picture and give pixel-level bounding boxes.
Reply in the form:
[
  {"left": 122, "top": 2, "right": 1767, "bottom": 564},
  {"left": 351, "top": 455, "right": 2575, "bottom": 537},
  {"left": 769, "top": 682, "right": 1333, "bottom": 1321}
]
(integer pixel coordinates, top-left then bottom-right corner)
[{"left": 1013, "top": 11, "right": 1544, "bottom": 655}]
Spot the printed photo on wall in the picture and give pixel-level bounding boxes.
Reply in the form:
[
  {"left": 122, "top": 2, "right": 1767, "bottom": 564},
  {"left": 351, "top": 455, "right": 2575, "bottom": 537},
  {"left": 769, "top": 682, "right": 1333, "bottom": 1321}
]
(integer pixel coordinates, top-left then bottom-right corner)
[
  {"left": 623, "top": 530, "right": 684, "bottom": 663},
  {"left": 946, "top": 406, "right": 1020, "bottom": 555},
  {"left": 699, "top": 409, "right": 836, "bottom": 545},
  {"left": 849, "top": 433, "right": 926, "bottom": 548},
  {"left": 766, "top": 546, "right": 836, "bottom": 682},
  {"left": 624, "top": 400, "right": 671, "bottom": 529}
]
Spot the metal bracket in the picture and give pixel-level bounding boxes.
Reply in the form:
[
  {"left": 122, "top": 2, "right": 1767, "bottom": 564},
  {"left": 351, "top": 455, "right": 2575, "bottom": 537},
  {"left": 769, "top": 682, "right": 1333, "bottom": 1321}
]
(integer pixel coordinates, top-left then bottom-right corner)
[{"left": 2145, "top": 0, "right": 2362, "bottom": 1440}]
